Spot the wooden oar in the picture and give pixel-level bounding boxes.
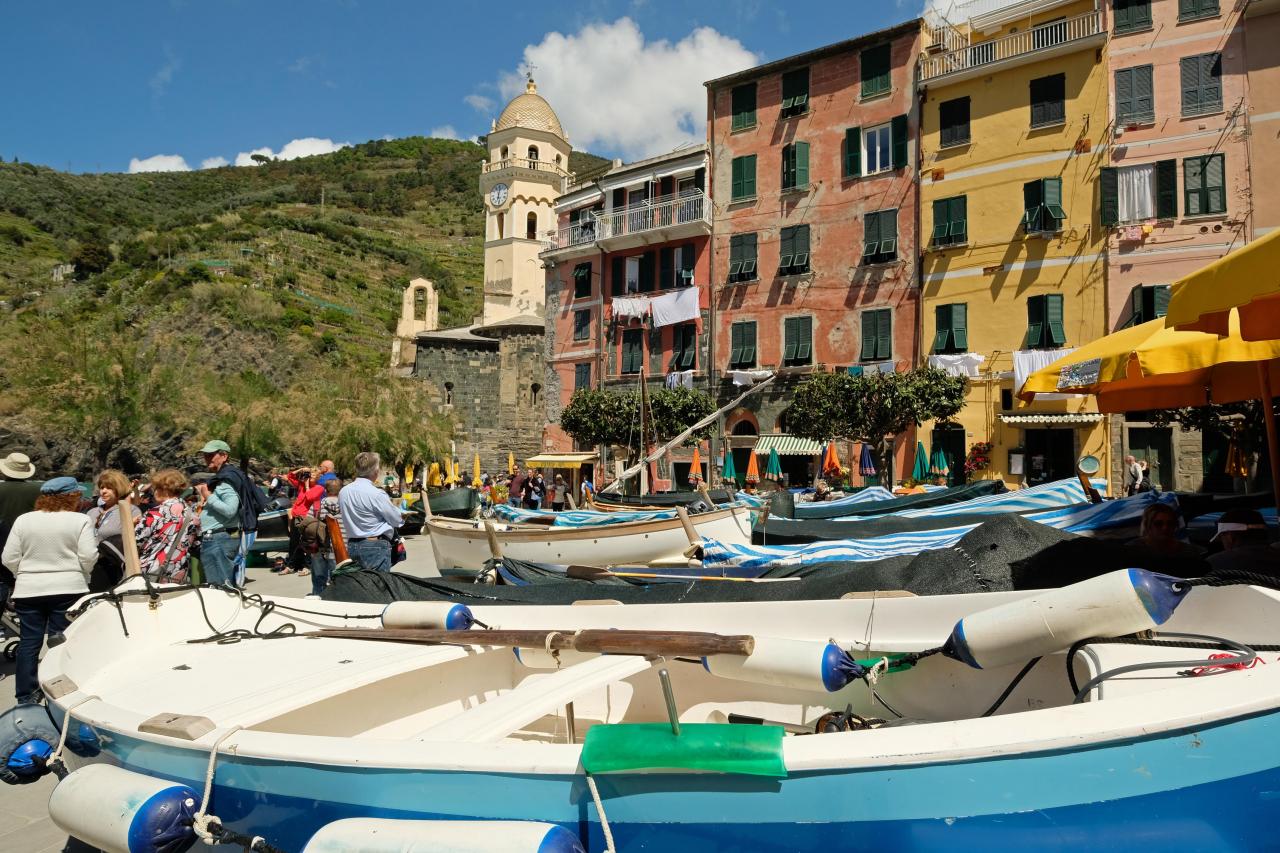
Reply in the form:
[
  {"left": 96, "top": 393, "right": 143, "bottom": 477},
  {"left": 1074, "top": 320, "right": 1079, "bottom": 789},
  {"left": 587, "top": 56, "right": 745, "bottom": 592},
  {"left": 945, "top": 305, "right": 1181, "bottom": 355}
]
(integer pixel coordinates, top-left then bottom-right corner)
[
  {"left": 310, "top": 626, "right": 755, "bottom": 657},
  {"left": 564, "top": 564, "right": 797, "bottom": 583}
]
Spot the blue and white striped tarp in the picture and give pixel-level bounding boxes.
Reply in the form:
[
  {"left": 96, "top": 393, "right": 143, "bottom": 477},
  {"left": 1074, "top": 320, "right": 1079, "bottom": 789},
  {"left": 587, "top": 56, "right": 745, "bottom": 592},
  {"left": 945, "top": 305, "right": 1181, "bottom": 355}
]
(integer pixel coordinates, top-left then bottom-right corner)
[
  {"left": 798, "top": 486, "right": 895, "bottom": 509},
  {"left": 491, "top": 504, "right": 678, "bottom": 527},
  {"left": 1186, "top": 506, "right": 1278, "bottom": 534},
  {"left": 734, "top": 492, "right": 770, "bottom": 509},
  {"left": 896, "top": 477, "right": 1108, "bottom": 518},
  {"left": 702, "top": 492, "right": 1173, "bottom": 570}
]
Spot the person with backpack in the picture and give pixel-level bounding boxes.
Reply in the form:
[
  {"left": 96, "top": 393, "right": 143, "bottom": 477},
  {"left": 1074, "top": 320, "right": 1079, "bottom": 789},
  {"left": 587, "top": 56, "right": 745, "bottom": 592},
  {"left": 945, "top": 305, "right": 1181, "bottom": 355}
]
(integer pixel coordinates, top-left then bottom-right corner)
[
  {"left": 284, "top": 467, "right": 324, "bottom": 575},
  {"left": 197, "top": 439, "right": 269, "bottom": 587},
  {"left": 305, "top": 478, "right": 344, "bottom": 596}
]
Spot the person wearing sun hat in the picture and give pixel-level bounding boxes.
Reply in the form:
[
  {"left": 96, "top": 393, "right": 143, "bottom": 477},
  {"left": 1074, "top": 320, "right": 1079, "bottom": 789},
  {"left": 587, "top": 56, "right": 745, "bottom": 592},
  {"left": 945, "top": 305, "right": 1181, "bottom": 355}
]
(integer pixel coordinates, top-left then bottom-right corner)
[
  {"left": 0, "top": 451, "right": 43, "bottom": 618},
  {"left": 1, "top": 476, "right": 97, "bottom": 703},
  {"left": 1207, "top": 508, "right": 1280, "bottom": 577}
]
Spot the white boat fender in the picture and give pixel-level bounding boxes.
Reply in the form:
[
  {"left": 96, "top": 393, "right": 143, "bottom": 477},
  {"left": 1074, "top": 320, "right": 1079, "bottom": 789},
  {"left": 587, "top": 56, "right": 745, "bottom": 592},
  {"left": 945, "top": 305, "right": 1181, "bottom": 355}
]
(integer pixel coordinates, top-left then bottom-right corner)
[
  {"left": 702, "top": 637, "right": 868, "bottom": 692},
  {"left": 302, "top": 817, "right": 585, "bottom": 853},
  {"left": 513, "top": 646, "right": 599, "bottom": 669},
  {"left": 381, "top": 601, "right": 476, "bottom": 630},
  {"left": 48, "top": 763, "right": 201, "bottom": 853},
  {"left": 0, "top": 704, "right": 64, "bottom": 785},
  {"left": 943, "top": 568, "right": 1189, "bottom": 670}
]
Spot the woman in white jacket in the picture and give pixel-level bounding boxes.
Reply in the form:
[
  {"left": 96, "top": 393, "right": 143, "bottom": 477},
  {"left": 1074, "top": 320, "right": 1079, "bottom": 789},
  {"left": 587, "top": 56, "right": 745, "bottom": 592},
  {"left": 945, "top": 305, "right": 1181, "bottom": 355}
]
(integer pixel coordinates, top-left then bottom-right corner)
[{"left": 1, "top": 476, "right": 96, "bottom": 704}]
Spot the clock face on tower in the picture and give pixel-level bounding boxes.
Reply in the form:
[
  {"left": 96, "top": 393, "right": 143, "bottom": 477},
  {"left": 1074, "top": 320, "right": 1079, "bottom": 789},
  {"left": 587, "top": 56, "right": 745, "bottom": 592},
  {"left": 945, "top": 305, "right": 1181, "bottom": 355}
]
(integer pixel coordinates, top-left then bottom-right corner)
[{"left": 489, "top": 183, "right": 509, "bottom": 207}]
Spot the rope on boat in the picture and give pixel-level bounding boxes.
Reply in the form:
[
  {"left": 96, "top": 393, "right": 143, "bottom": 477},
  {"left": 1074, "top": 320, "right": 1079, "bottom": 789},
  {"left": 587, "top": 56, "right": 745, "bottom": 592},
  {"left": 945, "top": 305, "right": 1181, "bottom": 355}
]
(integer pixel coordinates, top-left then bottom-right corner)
[
  {"left": 1066, "top": 633, "right": 1280, "bottom": 698},
  {"left": 189, "top": 724, "right": 286, "bottom": 852},
  {"left": 43, "top": 694, "right": 99, "bottom": 779},
  {"left": 585, "top": 773, "right": 617, "bottom": 853},
  {"left": 1068, "top": 632, "right": 1262, "bottom": 704}
]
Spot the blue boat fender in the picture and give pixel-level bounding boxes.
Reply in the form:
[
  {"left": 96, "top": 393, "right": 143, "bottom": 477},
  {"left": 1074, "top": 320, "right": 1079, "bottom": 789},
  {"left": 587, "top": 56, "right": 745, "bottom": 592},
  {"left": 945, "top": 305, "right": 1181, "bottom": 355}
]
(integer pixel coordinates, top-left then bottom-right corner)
[
  {"left": 302, "top": 817, "right": 585, "bottom": 853},
  {"left": 47, "top": 763, "right": 200, "bottom": 853},
  {"left": 703, "top": 637, "right": 869, "bottom": 692},
  {"left": 381, "top": 601, "right": 476, "bottom": 630},
  {"left": 0, "top": 703, "right": 60, "bottom": 785},
  {"left": 944, "top": 569, "right": 1190, "bottom": 670}
]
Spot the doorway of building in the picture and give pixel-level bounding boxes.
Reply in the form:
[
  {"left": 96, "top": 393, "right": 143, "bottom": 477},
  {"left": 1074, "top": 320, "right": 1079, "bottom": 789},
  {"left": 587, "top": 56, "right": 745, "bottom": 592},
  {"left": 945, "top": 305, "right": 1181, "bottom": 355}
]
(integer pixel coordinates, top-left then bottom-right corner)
[
  {"left": 1128, "top": 426, "right": 1173, "bottom": 491},
  {"left": 729, "top": 420, "right": 758, "bottom": 488},
  {"left": 931, "top": 424, "right": 967, "bottom": 487},
  {"left": 1024, "top": 428, "right": 1075, "bottom": 486}
]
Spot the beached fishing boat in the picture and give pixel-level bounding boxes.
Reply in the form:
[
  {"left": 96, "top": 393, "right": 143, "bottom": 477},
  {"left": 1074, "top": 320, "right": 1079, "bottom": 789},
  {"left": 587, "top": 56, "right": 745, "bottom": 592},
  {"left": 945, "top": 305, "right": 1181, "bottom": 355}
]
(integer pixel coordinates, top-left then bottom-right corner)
[
  {"left": 8, "top": 570, "right": 1279, "bottom": 852},
  {"left": 425, "top": 503, "right": 753, "bottom": 571}
]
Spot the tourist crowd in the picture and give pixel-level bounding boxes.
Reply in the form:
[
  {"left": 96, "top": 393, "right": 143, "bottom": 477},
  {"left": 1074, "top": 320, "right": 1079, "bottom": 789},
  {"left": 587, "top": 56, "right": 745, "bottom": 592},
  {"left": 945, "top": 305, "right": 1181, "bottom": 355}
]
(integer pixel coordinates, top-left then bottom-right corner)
[{"left": 0, "top": 444, "right": 406, "bottom": 705}]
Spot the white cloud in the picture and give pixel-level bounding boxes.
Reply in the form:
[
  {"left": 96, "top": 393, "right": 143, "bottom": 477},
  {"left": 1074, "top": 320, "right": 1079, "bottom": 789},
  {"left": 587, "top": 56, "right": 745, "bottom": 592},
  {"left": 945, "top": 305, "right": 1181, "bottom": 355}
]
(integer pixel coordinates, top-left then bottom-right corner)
[
  {"left": 233, "top": 137, "right": 347, "bottom": 166},
  {"left": 287, "top": 56, "right": 312, "bottom": 74},
  {"left": 430, "top": 125, "right": 461, "bottom": 140},
  {"left": 493, "top": 18, "right": 758, "bottom": 160},
  {"left": 200, "top": 156, "right": 230, "bottom": 169},
  {"left": 464, "top": 93, "right": 495, "bottom": 113},
  {"left": 128, "top": 154, "right": 191, "bottom": 173},
  {"left": 149, "top": 47, "right": 180, "bottom": 97}
]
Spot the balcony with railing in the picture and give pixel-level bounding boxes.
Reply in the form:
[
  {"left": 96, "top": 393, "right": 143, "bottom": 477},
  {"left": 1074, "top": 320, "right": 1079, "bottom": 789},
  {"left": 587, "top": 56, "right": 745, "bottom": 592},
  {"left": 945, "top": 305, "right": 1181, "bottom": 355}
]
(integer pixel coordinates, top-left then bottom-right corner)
[
  {"left": 919, "top": 10, "right": 1103, "bottom": 84},
  {"left": 541, "top": 190, "right": 711, "bottom": 256},
  {"left": 483, "top": 156, "right": 572, "bottom": 191}
]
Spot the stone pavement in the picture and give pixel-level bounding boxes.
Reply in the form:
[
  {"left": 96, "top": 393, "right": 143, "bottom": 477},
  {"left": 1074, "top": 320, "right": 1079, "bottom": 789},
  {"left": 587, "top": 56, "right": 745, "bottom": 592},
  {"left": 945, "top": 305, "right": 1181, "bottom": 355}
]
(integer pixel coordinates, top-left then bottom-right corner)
[{"left": 0, "top": 534, "right": 441, "bottom": 852}]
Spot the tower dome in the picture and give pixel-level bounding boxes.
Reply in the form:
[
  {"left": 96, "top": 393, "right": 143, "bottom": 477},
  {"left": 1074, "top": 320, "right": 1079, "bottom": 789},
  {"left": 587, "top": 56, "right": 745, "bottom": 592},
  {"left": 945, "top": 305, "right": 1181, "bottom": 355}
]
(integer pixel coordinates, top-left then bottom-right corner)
[{"left": 495, "top": 78, "right": 566, "bottom": 140}]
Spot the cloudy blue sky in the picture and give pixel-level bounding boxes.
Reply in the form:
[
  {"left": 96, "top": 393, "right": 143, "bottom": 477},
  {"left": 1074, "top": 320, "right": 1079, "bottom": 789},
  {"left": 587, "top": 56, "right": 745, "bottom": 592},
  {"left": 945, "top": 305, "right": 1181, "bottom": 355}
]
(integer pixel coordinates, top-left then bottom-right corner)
[{"left": 0, "top": 0, "right": 927, "bottom": 173}]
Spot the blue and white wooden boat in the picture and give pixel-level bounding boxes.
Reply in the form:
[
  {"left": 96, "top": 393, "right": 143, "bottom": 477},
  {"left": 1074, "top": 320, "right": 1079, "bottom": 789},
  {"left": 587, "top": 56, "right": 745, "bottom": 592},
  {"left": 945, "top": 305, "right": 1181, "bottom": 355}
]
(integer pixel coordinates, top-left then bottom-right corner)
[{"left": 8, "top": 573, "right": 1280, "bottom": 852}]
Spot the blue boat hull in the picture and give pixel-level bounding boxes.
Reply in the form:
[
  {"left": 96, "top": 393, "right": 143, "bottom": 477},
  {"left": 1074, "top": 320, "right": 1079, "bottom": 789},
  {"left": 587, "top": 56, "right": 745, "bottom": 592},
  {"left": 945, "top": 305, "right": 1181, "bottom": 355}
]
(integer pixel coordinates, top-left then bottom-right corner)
[{"left": 60, "top": 708, "right": 1280, "bottom": 852}]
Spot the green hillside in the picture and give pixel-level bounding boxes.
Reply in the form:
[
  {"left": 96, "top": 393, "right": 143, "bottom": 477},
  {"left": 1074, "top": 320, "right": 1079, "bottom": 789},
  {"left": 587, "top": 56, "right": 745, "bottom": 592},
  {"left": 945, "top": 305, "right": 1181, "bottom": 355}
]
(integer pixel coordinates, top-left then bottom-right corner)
[{"left": 0, "top": 138, "right": 610, "bottom": 476}]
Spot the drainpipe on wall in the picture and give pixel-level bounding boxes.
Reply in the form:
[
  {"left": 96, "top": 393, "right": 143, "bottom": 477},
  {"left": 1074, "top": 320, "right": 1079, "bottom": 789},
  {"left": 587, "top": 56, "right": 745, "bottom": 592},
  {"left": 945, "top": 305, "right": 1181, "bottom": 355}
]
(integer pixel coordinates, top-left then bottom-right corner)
[
  {"left": 706, "top": 88, "right": 722, "bottom": 485},
  {"left": 597, "top": 245, "right": 607, "bottom": 477}
]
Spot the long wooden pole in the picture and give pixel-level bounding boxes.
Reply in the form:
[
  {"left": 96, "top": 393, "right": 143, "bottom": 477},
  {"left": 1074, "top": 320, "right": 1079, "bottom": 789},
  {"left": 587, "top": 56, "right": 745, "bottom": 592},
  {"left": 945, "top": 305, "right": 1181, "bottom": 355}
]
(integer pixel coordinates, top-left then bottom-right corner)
[
  {"left": 1258, "top": 363, "right": 1280, "bottom": 513},
  {"left": 118, "top": 498, "right": 142, "bottom": 578},
  {"left": 311, "top": 626, "right": 755, "bottom": 658}
]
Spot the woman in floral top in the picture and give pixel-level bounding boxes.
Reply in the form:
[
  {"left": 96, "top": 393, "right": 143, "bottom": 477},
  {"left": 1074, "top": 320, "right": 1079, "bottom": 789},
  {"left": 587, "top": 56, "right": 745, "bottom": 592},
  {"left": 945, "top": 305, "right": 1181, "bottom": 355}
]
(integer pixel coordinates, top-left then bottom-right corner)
[{"left": 134, "top": 469, "right": 200, "bottom": 582}]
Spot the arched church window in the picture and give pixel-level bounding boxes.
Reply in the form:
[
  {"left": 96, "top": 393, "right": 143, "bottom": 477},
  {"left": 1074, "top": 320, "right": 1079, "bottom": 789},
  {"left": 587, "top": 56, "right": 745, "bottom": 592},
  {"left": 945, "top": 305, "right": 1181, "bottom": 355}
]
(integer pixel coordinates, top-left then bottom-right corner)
[
  {"left": 554, "top": 154, "right": 562, "bottom": 167},
  {"left": 444, "top": 382, "right": 454, "bottom": 405},
  {"left": 527, "top": 145, "right": 539, "bottom": 161},
  {"left": 526, "top": 212, "right": 537, "bottom": 240},
  {"left": 531, "top": 383, "right": 542, "bottom": 406},
  {"left": 497, "top": 212, "right": 505, "bottom": 239},
  {"left": 500, "top": 146, "right": 509, "bottom": 161}
]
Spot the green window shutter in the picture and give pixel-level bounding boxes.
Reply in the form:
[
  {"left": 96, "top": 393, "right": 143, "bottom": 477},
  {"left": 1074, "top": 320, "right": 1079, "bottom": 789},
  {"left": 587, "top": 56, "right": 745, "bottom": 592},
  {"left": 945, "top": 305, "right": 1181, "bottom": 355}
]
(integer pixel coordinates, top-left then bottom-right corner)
[
  {"left": 795, "top": 141, "right": 809, "bottom": 187},
  {"left": 1129, "top": 286, "right": 1145, "bottom": 326},
  {"left": 890, "top": 115, "right": 908, "bottom": 170},
  {"left": 933, "top": 305, "right": 952, "bottom": 353},
  {"left": 660, "top": 247, "right": 674, "bottom": 289},
  {"left": 732, "top": 83, "right": 756, "bottom": 130},
  {"left": 1154, "top": 284, "right": 1171, "bottom": 318},
  {"left": 1044, "top": 178, "right": 1065, "bottom": 228},
  {"left": 932, "top": 199, "right": 949, "bottom": 244},
  {"left": 1026, "top": 296, "right": 1045, "bottom": 348},
  {"left": 743, "top": 322, "right": 756, "bottom": 364},
  {"left": 680, "top": 324, "right": 696, "bottom": 368},
  {"left": 1206, "top": 153, "right": 1226, "bottom": 214},
  {"left": 1114, "top": 0, "right": 1131, "bottom": 31},
  {"left": 796, "top": 316, "right": 812, "bottom": 362},
  {"left": 863, "top": 211, "right": 882, "bottom": 259},
  {"left": 779, "top": 226, "right": 795, "bottom": 273},
  {"left": 1100, "top": 167, "right": 1119, "bottom": 227},
  {"left": 844, "top": 128, "right": 861, "bottom": 178},
  {"left": 1155, "top": 159, "right": 1177, "bottom": 218},
  {"left": 639, "top": 251, "right": 655, "bottom": 293},
  {"left": 1184, "top": 156, "right": 1205, "bottom": 216},
  {"left": 1180, "top": 56, "right": 1200, "bottom": 115},
  {"left": 1023, "top": 180, "right": 1044, "bottom": 232},
  {"left": 952, "top": 303, "right": 968, "bottom": 350},
  {"left": 950, "top": 196, "right": 967, "bottom": 241},
  {"left": 876, "top": 309, "right": 892, "bottom": 360},
  {"left": 611, "top": 256, "right": 625, "bottom": 295},
  {"left": 1115, "top": 68, "right": 1134, "bottom": 123},
  {"left": 743, "top": 155, "right": 756, "bottom": 198},
  {"left": 1046, "top": 294, "right": 1066, "bottom": 346},
  {"left": 1133, "top": 65, "right": 1154, "bottom": 123},
  {"left": 783, "top": 317, "right": 799, "bottom": 362},
  {"left": 728, "top": 236, "right": 742, "bottom": 280},
  {"left": 860, "top": 310, "right": 877, "bottom": 361},
  {"left": 1201, "top": 54, "right": 1222, "bottom": 113},
  {"left": 730, "top": 322, "right": 744, "bottom": 367},
  {"left": 860, "top": 44, "right": 891, "bottom": 97},
  {"left": 794, "top": 225, "right": 810, "bottom": 271},
  {"left": 1134, "top": 0, "right": 1152, "bottom": 28},
  {"left": 743, "top": 233, "right": 758, "bottom": 278},
  {"left": 731, "top": 157, "right": 744, "bottom": 200},
  {"left": 939, "top": 97, "right": 970, "bottom": 146},
  {"left": 880, "top": 210, "right": 898, "bottom": 258}
]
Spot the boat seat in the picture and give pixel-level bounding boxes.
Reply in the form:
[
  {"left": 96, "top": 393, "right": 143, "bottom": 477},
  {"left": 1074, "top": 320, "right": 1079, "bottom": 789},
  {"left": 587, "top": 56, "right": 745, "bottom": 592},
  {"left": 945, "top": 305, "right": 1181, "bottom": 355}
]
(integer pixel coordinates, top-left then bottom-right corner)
[{"left": 414, "top": 655, "right": 653, "bottom": 743}]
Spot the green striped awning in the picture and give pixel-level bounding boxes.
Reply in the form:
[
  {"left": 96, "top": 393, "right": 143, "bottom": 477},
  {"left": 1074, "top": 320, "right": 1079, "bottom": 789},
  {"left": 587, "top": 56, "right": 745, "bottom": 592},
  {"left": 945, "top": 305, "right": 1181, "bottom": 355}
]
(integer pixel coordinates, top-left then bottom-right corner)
[{"left": 752, "top": 434, "right": 824, "bottom": 456}]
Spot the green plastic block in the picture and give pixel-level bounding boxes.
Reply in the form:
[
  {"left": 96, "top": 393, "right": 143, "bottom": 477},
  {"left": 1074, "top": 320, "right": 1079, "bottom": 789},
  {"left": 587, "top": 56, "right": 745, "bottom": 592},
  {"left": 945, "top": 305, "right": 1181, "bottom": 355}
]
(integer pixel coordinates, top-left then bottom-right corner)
[{"left": 581, "top": 723, "right": 786, "bottom": 777}]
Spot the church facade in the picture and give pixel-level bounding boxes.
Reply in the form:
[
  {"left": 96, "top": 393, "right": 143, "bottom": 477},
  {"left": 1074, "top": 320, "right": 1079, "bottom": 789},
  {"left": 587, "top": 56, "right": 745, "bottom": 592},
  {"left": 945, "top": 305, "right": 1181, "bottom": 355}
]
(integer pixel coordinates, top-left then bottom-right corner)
[{"left": 408, "top": 78, "right": 570, "bottom": 471}]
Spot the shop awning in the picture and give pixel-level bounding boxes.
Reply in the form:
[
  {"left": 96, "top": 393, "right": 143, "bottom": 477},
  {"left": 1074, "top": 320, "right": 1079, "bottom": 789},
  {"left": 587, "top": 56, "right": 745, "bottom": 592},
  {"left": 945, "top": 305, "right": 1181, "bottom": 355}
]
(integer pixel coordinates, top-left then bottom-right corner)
[
  {"left": 999, "top": 413, "right": 1105, "bottom": 425},
  {"left": 752, "top": 434, "right": 824, "bottom": 456},
  {"left": 525, "top": 452, "right": 598, "bottom": 468}
]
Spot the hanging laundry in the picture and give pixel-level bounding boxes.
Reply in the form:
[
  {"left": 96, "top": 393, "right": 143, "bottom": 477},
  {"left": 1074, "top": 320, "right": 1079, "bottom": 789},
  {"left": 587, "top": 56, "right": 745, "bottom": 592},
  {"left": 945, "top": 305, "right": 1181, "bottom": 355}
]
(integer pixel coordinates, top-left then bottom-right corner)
[
  {"left": 1013, "top": 347, "right": 1076, "bottom": 399},
  {"left": 731, "top": 369, "right": 773, "bottom": 386},
  {"left": 650, "top": 286, "right": 700, "bottom": 328},
  {"left": 612, "top": 296, "right": 650, "bottom": 322},
  {"left": 928, "top": 352, "right": 986, "bottom": 378}
]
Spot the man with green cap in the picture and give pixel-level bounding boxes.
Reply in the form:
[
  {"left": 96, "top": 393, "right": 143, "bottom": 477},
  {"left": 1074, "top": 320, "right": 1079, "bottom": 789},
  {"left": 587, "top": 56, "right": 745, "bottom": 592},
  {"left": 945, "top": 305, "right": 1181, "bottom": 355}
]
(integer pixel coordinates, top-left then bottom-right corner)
[{"left": 195, "top": 440, "right": 241, "bottom": 587}]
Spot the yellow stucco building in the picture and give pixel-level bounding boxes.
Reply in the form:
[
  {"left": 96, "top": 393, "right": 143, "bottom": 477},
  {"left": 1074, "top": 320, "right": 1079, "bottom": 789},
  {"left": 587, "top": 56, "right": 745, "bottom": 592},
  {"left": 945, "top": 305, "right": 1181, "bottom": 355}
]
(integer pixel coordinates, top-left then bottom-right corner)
[{"left": 917, "top": 0, "right": 1111, "bottom": 490}]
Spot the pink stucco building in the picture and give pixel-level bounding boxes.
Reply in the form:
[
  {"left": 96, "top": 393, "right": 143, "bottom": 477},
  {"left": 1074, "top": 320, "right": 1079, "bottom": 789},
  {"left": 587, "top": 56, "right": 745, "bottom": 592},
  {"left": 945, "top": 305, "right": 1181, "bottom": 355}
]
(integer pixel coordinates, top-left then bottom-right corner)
[
  {"left": 1103, "top": 0, "right": 1251, "bottom": 491},
  {"left": 1245, "top": 0, "right": 1280, "bottom": 236}
]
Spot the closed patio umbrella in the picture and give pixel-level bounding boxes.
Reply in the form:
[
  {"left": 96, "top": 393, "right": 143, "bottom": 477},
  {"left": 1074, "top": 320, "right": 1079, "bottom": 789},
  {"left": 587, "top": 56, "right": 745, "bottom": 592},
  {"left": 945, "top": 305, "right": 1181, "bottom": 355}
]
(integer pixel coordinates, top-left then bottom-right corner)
[
  {"left": 472, "top": 453, "right": 482, "bottom": 488},
  {"left": 744, "top": 450, "right": 760, "bottom": 486},
  {"left": 508, "top": 451, "right": 515, "bottom": 475},
  {"left": 689, "top": 446, "right": 703, "bottom": 483},
  {"left": 765, "top": 447, "right": 783, "bottom": 480},
  {"left": 930, "top": 448, "right": 950, "bottom": 478},
  {"left": 858, "top": 444, "right": 877, "bottom": 477},
  {"left": 822, "top": 442, "right": 842, "bottom": 478},
  {"left": 721, "top": 448, "right": 738, "bottom": 485},
  {"left": 911, "top": 441, "right": 930, "bottom": 482}
]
